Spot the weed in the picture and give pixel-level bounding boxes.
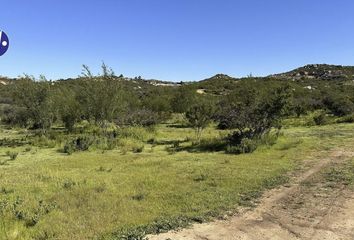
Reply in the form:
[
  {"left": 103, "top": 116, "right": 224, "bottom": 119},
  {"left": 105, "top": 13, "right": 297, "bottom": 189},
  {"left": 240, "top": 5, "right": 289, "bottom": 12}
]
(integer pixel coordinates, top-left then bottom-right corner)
[
  {"left": 121, "top": 146, "right": 128, "bottom": 155},
  {"left": 25, "top": 146, "right": 32, "bottom": 152},
  {"left": 62, "top": 179, "right": 76, "bottom": 189},
  {"left": 276, "top": 138, "right": 303, "bottom": 151},
  {"left": 63, "top": 135, "right": 95, "bottom": 154},
  {"left": 0, "top": 187, "right": 14, "bottom": 194},
  {"left": 193, "top": 173, "right": 208, "bottom": 182},
  {"left": 226, "top": 138, "right": 257, "bottom": 154},
  {"left": 94, "top": 184, "right": 106, "bottom": 193},
  {"left": 31, "top": 135, "right": 57, "bottom": 148},
  {"left": 63, "top": 142, "right": 75, "bottom": 155},
  {"left": 147, "top": 138, "right": 156, "bottom": 144},
  {"left": 0, "top": 160, "right": 7, "bottom": 165},
  {"left": 131, "top": 193, "right": 145, "bottom": 201},
  {"left": 132, "top": 145, "right": 144, "bottom": 153},
  {"left": 337, "top": 114, "right": 354, "bottom": 124},
  {"left": 6, "top": 151, "right": 19, "bottom": 161},
  {"left": 96, "top": 166, "right": 112, "bottom": 173}
]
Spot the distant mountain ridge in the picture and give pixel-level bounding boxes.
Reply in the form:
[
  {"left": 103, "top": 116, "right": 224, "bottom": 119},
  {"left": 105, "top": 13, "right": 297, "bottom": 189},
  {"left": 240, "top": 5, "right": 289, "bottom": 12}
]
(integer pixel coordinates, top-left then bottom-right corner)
[{"left": 1, "top": 64, "right": 354, "bottom": 85}]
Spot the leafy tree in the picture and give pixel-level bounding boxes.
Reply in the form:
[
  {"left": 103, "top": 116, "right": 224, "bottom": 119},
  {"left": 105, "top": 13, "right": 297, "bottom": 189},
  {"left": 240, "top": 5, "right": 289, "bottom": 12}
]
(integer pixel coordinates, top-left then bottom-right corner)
[
  {"left": 10, "top": 76, "right": 54, "bottom": 132},
  {"left": 185, "top": 102, "right": 214, "bottom": 141},
  {"left": 116, "top": 108, "right": 161, "bottom": 127},
  {"left": 323, "top": 93, "right": 354, "bottom": 117},
  {"left": 77, "top": 64, "right": 125, "bottom": 124},
  {"left": 219, "top": 85, "right": 291, "bottom": 145},
  {"left": 171, "top": 86, "right": 197, "bottom": 113},
  {"left": 53, "top": 86, "right": 82, "bottom": 132}
]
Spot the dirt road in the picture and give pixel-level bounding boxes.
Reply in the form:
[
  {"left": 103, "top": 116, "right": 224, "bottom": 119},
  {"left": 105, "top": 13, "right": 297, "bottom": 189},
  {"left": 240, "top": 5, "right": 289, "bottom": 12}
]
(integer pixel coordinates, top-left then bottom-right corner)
[{"left": 149, "top": 150, "right": 354, "bottom": 240}]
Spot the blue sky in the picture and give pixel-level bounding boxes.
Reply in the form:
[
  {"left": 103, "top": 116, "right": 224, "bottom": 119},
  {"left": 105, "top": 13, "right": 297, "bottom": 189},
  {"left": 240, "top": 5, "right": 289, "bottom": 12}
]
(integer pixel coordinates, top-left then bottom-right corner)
[{"left": 0, "top": 0, "right": 354, "bottom": 81}]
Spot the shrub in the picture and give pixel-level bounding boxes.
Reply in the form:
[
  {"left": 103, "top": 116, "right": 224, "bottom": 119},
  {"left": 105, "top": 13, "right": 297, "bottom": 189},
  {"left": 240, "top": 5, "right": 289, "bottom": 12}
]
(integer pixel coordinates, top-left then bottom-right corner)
[
  {"left": 6, "top": 151, "right": 19, "bottom": 161},
  {"left": 226, "top": 138, "right": 258, "bottom": 154},
  {"left": 217, "top": 85, "right": 290, "bottom": 135},
  {"left": 117, "top": 109, "right": 162, "bottom": 127},
  {"left": 193, "top": 173, "right": 208, "bottom": 182},
  {"left": 1, "top": 106, "right": 29, "bottom": 127},
  {"left": 186, "top": 102, "right": 214, "bottom": 141},
  {"left": 63, "top": 135, "right": 95, "bottom": 154},
  {"left": 147, "top": 138, "right": 156, "bottom": 144},
  {"left": 172, "top": 141, "right": 180, "bottom": 149},
  {"left": 74, "top": 136, "right": 94, "bottom": 151},
  {"left": 25, "top": 147, "right": 32, "bottom": 152},
  {"left": 105, "top": 138, "right": 118, "bottom": 150},
  {"left": 227, "top": 130, "right": 253, "bottom": 146},
  {"left": 0, "top": 160, "right": 8, "bottom": 165},
  {"left": 337, "top": 114, "right": 354, "bottom": 124},
  {"left": 120, "top": 146, "right": 129, "bottom": 155},
  {"left": 62, "top": 179, "right": 76, "bottom": 189},
  {"left": 259, "top": 132, "right": 279, "bottom": 146},
  {"left": 276, "top": 138, "right": 303, "bottom": 151},
  {"left": 31, "top": 135, "right": 57, "bottom": 148},
  {"left": 117, "top": 127, "right": 150, "bottom": 141},
  {"left": 323, "top": 95, "right": 354, "bottom": 117},
  {"left": 63, "top": 142, "right": 75, "bottom": 155},
  {"left": 132, "top": 145, "right": 144, "bottom": 153},
  {"left": 313, "top": 111, "right": 327, "bottom": 125},
  {"left": 132, "top": 193, "right": 145, "bottom": 201}
]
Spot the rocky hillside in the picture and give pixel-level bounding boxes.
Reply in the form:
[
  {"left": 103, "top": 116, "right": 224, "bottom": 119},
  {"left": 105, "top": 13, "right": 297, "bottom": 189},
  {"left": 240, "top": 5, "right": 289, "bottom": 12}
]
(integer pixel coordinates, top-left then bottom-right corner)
[{"left": 270, "top": 64, "right": 354, "bottom": 81}]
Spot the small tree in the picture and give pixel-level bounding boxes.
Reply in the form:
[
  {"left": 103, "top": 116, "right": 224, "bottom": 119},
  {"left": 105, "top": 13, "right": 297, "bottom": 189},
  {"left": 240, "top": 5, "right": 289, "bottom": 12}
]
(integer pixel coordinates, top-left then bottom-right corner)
[
  {"left": 78, "top": 63, "right": 124, "bottom": 124},
  {"left": 185, "top": 102, "right": 214, "bottom": 141},
  {"left": 53, "top": 86, "right": 82, "bottom": 132},
  {"left": 11, "top": 76, "right": 54, "bottom": 133},
  {"left": 218, "top": 85, "right": 291, "bottom": 147},
  {"left": 171, "top": 86, "right": 197, "bottom": 113}
]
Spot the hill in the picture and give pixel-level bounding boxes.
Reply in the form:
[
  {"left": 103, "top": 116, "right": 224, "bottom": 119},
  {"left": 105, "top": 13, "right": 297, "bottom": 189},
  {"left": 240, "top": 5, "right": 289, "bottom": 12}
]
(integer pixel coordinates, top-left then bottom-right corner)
[{"left": 270, "top": 64, "right": 354, "bottom": 81}]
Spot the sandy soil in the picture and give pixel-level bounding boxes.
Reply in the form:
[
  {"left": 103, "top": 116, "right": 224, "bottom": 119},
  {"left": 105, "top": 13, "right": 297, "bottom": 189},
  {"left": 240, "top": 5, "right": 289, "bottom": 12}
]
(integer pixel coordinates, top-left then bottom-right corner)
[{"left": 149, "top": 150, "right": 354, "bottom": 240}]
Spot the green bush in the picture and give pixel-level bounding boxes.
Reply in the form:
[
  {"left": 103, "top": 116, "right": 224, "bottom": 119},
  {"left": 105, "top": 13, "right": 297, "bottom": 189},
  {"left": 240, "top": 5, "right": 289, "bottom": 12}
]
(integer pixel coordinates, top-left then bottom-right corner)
[
  {"left": 189, "top": 138, "right": 226, "bottom": 152},
  {"left": 75, "top": 136, "right": 94, "bottom": 151},
  {"left": 31, "top": 135, "right": 57, "bottom": 148},
  {"left": 147, "top": 138, "right": 156, "bottom": 144},
  {"left": 0, "top": 160, "right": 8, "bottom": 165},
  {"left": 193, "top": 173, "right": 208, "bottom": 182},
  {"left": 226, "top": 138, "right": 258, "bottom": 154},
  {"left": 24, "top": 146, "right": 32, "bottom": 152},
  {"left": 63, "top": 142, "right": 75, "bottom": 155},
  {"left": 276, "top": 138, "right": 303, "bottom": 151},
  {"left": 259, "top": 132, "right": 279, "bottom": 146},
  {"left": 313, "top": 111, "right": 327, "bottom": 125},
  {"left": 337, "top": 114, "right": 354, "bottom": 124},
  {"left": 63, "top": 135, "right": 95, "bottom": 154},
  {"left": 6, "top": 151, "right": 19, "bottom": 161},
  {"left": 132, "top": 145, "right": 144, "bottom": 153},
  {"left": 117, "top": 127, "right": 152, "bottom": 142},
  {"left": 62, "top": 179, "right": 76, "bottom": 189}
]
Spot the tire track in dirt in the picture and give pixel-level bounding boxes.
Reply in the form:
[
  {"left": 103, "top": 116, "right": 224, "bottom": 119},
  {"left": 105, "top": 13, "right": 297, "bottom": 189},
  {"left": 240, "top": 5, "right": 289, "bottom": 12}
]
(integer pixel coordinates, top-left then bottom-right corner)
[{"left": 149, "top": 150, "right": 354, "bottom": 240}]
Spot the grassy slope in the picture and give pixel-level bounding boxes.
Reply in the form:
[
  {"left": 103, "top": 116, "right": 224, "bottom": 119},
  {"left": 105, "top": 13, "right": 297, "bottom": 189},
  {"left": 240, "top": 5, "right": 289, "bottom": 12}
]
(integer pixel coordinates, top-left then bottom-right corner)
[{"left": 0, "top": 123, "right": 353, "bottom": 239}]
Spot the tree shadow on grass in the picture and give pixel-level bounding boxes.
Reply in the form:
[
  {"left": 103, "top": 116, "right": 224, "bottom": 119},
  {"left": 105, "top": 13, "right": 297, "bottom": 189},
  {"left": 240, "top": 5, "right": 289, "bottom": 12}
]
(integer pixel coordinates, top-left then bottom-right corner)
[
  {"left": 166, "top": 138, "right": 228, "bottom": 153},
  {"left": 152, "top": 139, "right": 189, "bottom": 146},
  {"left": 166, "top": 124, "right": 190, "bottom": 129}
]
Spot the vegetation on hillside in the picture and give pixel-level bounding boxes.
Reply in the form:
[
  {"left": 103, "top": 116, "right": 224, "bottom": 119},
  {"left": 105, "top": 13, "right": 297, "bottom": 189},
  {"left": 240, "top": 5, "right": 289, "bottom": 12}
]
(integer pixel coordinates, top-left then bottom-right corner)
[{"left": 0, "top": 64, "right": 354, "bottom": 239}]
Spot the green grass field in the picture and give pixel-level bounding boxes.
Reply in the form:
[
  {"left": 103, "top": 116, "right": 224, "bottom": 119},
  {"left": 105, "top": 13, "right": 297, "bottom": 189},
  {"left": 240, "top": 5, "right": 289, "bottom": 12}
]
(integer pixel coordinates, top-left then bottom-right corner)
[{"left": 0, "top": 123, "right": 354, "bottom": 239}]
